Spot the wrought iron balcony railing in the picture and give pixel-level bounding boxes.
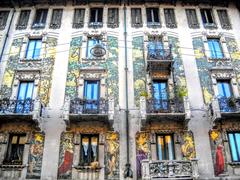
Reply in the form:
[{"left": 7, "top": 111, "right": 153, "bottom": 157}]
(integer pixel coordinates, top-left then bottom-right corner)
[
  {"left": 0, "top": 99, "right": 34, "bottom": 114},
  {"left": 70, "top": 98, "right": 108, "bottom": 115},
  {"left": 88, "top": 22, "right": 103, "bottom": 28},
  {"left": 146, "top": 98, "right": 184, "bottom": 113},
  {"left": 141, "top": 159, "right": 199, "bottom": 179},
  {"left": 218, "top": 97, "right": 240, "bottom": 113},
  {"left": 147, "top": 48, "right": 172, "bottom": 61}
]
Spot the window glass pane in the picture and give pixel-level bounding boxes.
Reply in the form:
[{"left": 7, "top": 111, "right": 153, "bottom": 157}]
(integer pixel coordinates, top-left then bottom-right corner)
[
  {"left": 165, "top": 135, "right": 174, "bottom": 160},
  {"left": 25, "top": 82, "right": 34, "bottom": 99},
  {"left": 229, "top": 133, "right": 238, "bottom": 161},
  {"left": 82, "top": 136, "right": 89, "bottom": 156},
  {"left": 17, "top": 82, "right": 28, "bottom": 100},
  {"left": 235, "top": 133, "right": 240, "bottom": 159},
  {"left": 26, "top": 40, "right": 35, "bottom": 59},
  {"left": 217, "top": 81, "right": 232, "bottom": 98},
  {"left": 91, "top": 136, "right": 98, "bottom": 161},
  {"left": 33, "top": 40, "right": 42, "bottom": 59},
  {"left": 19, "top": 136, "right": 26, "bottom": 145},
  {"left": 208, "top": 39, "right": 223, "bottom": 58},
  {"left": 11, "top": 136, "right": 18, "bottom": 144},
  {"left": 157, "top": 136, "right": 164, "bottom": 160}
]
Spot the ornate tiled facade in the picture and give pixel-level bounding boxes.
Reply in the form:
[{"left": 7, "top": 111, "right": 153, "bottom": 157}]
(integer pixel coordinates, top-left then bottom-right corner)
[{"left": 0, "top": 0, "right": 239, "bottom": 179}]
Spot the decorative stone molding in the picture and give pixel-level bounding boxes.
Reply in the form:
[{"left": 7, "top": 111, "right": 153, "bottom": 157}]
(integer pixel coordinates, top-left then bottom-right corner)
[{"left": 83, "top": 30, "right": 107, "bottom": 42}]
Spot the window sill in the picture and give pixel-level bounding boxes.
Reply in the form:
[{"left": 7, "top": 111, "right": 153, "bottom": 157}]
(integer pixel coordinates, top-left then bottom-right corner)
[
  {"left": 0, "top": 164, "right": 26, "bottom": 169},
  {"left": 19, "top": 58, "right": 42, "bottom": 62},
  {"left": 229, "top": 162, "right": 240, "bottom": 166}
]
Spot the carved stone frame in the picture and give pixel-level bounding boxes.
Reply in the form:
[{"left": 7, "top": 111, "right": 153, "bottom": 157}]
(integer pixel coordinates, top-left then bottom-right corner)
[
  {"left": 78, "top": 68, "right": 107, "bottom": 99},
  {"left": 211, "top": 69, "right": 239, "bottom": 98},
  {"left": 11, "top": 70, "right": 40, "bottom": 100}
]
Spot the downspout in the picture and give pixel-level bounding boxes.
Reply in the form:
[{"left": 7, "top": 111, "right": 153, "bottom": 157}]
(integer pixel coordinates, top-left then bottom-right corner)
[
  {"left": 123, "top": 3, "right": 133, "bottom": 179},
  {"left": 0, "top": 8, "right": 15, "bottom": 62}
]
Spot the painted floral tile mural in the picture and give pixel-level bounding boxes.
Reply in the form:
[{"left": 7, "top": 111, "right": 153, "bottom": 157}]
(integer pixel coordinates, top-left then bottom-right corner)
[
  {"left": 0, "top": 37, "right": 57, "bottom": 106},
  {"left": 105, "top": 132, "right": 120, "bottom": 179},
  {"left": 26, "top": 132, "right": 45, "bottom": 179},
  {"left": 65, "top": 36, "right": 119, "bottom": 103}
]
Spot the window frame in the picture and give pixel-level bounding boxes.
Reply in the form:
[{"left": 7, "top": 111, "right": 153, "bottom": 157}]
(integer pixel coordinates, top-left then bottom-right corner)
[
  {"left": 32, "top": 9, "right": 48, "bottom": 29},
  {"left": 207, "top": 38, "right": 224, "bottom": 59},
  {"left": 156, "top": 134, "right": 175, "bottom": 160},
  {"left": 80, "top": 134, "right": 99, "bottom": 166},
  {"left": 200, "top": 9, "right": 217, "bottom": 29},
  {"left": 228, "top": 132, "right": 240, "bottom": 162},
  {"left": 4, "top": 133, "right": 26, "bottom": 165},
  {"left": 25, "top": 39, "right": 42, "bottom": 60},
  {"left": 146, "top": 8, "right": 161, "bottom": 28},
  {"left": 89, "top": 8, "right": 103, "bottom": 28}
]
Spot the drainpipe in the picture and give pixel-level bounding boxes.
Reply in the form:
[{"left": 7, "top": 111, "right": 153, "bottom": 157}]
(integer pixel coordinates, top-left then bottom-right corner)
[
  {"left": 123, "top": 3, "right": 133, "bottom": 179},
  {"left": 0, "top": 8, "right": 15, "bottom": 62}
]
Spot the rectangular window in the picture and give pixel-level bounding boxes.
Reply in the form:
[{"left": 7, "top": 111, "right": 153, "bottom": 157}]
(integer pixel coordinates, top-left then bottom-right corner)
[
  {"left": 152, "top": 80, "right": 169, "bottom": 112},
  {"left": 84, "top": 80, "right": 100, "bottom": 113},
  {"left": 164, "top": 9, "right": 177, "bottom": 28},
  {"left": 107, "top": 8, "right": 119, "bottom": 28},
  {"left": 26, "top": 39, "right": 42, "bottom": 59},
  {"left": 185, "top": 9, "right": 199, "bottom": 29},
  {"left": 32, "top": 9, "right": 48, "bottom": 29},
  {"left": 86, "top": 37, "right": 102, "bottom": 58},
  {"left": 131, "top": 8, "right": 142, "bottom": 28},
  {"left": 16, "top": 81, "right": 34, "bottom": 113},
  {"left": 217, "top": 10, "right": 231, "bottom": 30},
  {"left": 146, "top": 8, "right": 160, "bottom": 28},
  {"left": 4, "top": 134, "right": 26, "bottom": 165},
  {"left": 16, "top": 10, "right": 30, "bottom": 30},
  {"left": 80, "top": 134, "right": 99, "bottom": 166},
  {"left": 89, "top": 8, "right": 103, "bottom": 28},
  {"left": 200, "top": 9, "right": 217, "bottom": 28},
  {"left": 73, "top": 8, "right": 85, "bottom": 29},
  {"left": 228, "top": 132, "right": 240, "bottom": 162},
  {"left": 147, "top": 36, "right": 164, "bottom": 59},
  {"left": 50, "top": 9, "right": 63, "bottom": 29},
  {"left": 157, "top": 134, "right": 175, "bottom": 160},
  {"left": 0, "top": 11, "right": 9, "bottom": 30},
  {"left": 207, "top": 38, "right": 224, "bottom": 59}
]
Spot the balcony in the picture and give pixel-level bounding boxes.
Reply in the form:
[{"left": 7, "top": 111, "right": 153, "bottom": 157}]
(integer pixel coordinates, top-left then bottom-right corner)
[
  {"left": 0, "top": 98, "right": 42, "bottom": 130},
  {"left": 140, "top": 97, "right": 191, "bottom": 126},
  {"left": 141, "top": 159, "right": 199, "bottom": 179},
  {"left": 63, "top": 97, "right": 114, "bottom": 127},
  {"left": 210, "top": 96, "right": 240, "bottom": 122},
  {"left": 146, "top": 47, "right": 173, "bottom": 73}
]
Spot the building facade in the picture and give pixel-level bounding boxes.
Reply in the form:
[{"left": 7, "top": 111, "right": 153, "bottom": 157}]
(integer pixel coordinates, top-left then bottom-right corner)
[{"left": 0, "top": 0, "right": 240, "bottom": 179}]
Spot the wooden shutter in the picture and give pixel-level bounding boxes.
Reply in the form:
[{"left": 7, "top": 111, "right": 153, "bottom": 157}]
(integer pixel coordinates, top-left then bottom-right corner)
[
  {"left": 217, "top": 10, "right": 231, "bottom": 29},
  {"left": 108, "top": 8, "right": 119, "bottom": 28},
  {"left": 186, "top": 9, "right": 199, "bottom": 29},
  {"left": 73, "top": 9, "right": 85, "bottom": 28},
  {"left": 16, "top": 10, "right": 30, "bottom": 30},
  {"left": 0, "top": 11, "right": 9, "bottom": 30},
  {"left": 131, "top": 8, "right": 142, "bottom": 28},
  {"left": 164, "top": 9, "right": 177, "bottom": 28},
  {"left": 50, "top": 9, "right": 63, "bottom": 29}
]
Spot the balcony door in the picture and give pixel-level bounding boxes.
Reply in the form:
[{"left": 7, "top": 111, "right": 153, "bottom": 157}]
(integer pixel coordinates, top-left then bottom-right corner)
[
  {"left": 148, "top": 37, "right": 164, "bottom": 59},
  {"left": 152, "top": 80, "right": 168, "bottom": 112},
  {"left": 16, "top": 82, "right": 34, "bottom": 113},
  {"left": 217, "top": 80, "right": 233, "bottom": 112},
  {"left": 84, "top": 80, "right": 100, "bottom": 113}
]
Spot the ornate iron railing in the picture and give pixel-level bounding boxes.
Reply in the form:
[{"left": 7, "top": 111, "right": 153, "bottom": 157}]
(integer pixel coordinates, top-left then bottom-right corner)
[
  {"left": 141, "top": 159, "right": 199, "bottom": 179},
  {"left": 218, "top": 97, "right": 240, "bottom": 113},
  {"left": 70, "top": 98, "right": 108, "bottom": 114},
  {"left": 146, "top": 98, "right": 184, "bottom": 113},
  {"left": 147, "top": 47, "right": 172, "bottom": 61},
  {"left": 88, "top": 22, "right": 103, "bottom": 28},
  {"left": 0, "top": 99, "right": 34, "bottom": 114}
]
